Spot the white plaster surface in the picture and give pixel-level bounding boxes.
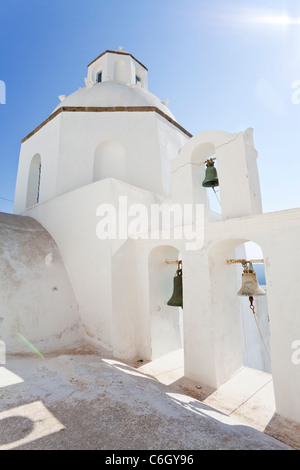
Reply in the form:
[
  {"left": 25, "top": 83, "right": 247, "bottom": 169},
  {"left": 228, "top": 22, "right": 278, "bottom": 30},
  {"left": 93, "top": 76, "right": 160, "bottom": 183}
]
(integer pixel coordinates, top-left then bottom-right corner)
[
  {"left": 0, "top": 213, "right": 82, "bottom": 354},
  {"left": 9, "top": 48, "right": 300, "bottom": 432},
  {"left": 14, "top": 110, "right": 188, "bottom": 214},
  {"left": 52, "top": 81, "right": 174, "bottom": 119},
  {"left": 0, "top": 353, "right": 293, "bottom": 450}
]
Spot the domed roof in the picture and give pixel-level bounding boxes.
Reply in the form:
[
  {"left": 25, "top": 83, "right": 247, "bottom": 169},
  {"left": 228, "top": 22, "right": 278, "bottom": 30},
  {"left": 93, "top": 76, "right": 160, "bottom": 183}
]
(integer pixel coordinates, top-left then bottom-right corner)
[{"left": 53, "top": 81, "right": 176, "bottom": 121}]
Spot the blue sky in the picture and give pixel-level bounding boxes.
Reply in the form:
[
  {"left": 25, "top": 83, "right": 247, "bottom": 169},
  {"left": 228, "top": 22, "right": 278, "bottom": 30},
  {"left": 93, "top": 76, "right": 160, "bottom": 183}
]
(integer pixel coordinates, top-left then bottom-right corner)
[{"left": 0, "top": 0, "right": 299, "bottom": 214}]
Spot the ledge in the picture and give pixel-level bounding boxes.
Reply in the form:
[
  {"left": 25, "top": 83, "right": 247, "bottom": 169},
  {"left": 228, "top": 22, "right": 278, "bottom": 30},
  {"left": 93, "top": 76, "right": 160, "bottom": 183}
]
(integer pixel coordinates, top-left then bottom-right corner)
[{"left": 21, "top": 106, "right": 193, "bottom": 143}]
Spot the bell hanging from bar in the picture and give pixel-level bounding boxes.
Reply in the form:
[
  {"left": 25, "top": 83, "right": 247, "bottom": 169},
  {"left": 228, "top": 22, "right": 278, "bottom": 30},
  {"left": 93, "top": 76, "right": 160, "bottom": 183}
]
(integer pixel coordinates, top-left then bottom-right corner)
[
  {"left": 237, "top": 263, "right": 266, "bottom": 297},
  {"left": 202, "top": 159, "right": 219, "bottom": 188},
  {"left": 167, "top": 264, "right": 183, "bottom": 308}
]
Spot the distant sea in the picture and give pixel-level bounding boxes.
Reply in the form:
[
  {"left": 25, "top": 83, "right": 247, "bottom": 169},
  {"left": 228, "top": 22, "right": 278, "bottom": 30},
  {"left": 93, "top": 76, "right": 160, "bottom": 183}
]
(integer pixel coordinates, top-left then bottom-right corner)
[{"left": 253, "top": 264, "right": 266, "bottom": 286}]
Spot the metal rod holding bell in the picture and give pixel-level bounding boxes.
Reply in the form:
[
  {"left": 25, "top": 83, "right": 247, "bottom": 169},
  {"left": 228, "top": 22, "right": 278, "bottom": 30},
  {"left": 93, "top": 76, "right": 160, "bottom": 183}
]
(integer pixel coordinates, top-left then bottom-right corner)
[{"left": 226, "top": 258, "right": 264, "bottom": 265}]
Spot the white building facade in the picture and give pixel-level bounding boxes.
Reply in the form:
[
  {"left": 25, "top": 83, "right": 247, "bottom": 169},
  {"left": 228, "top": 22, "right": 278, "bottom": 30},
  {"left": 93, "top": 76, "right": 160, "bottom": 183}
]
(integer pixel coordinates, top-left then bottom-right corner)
[{"left": 2, "top": 49, "right": 299, "bottom": 424}]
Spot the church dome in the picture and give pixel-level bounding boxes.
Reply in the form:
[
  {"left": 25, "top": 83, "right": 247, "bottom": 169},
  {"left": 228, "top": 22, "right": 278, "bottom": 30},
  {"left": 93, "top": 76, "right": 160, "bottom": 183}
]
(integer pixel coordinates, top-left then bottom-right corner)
[{"left": 53, "top": 81, "right": 176, "bottom": 121}]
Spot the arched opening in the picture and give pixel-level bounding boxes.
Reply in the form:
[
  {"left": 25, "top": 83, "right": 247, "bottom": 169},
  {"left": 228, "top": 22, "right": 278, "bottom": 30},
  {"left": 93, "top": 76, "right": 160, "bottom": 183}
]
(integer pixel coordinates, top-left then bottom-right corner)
[
  {"left": 191, "top": 142, "right": 222, "bottom": 221},
  {"left": 96, "top": 70, "right": 102, "bottom": 83},
  {"left": 209, "top": 238, "right": 272, "bottom": 385},
  {"left": 26, "top": 154, "right": 41, "bottom": 208},
  {"left": 113, "top": 59, "right": 127, "bottom": 83},
  {"left": 148, "top": 245, "right": 183, "bottom": 360},
  {"left": 236, "top": 241, "right": 271, "bottom": 373},
  {"left": 93, "top": 140, "right": 128, "bottom": 183}
]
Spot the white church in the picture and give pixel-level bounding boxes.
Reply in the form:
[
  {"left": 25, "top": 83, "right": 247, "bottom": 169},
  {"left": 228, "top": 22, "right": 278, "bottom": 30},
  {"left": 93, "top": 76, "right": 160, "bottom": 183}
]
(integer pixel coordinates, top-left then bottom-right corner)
[{"left": 1, "top": 49, "right": 300, "bottom": 430}]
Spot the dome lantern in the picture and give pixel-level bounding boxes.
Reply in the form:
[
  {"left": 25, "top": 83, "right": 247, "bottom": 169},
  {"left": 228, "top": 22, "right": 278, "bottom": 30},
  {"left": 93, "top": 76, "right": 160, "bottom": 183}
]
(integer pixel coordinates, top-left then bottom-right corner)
[{"left": 85, "top": 49, "right": 148, "bottom": 90}]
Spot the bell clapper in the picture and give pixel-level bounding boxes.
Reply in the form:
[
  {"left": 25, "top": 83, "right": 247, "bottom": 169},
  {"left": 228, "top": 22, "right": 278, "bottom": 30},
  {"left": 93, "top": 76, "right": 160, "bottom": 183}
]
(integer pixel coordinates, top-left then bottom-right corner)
[
  {"left": 249, "top": 295, "right": 260, "bottom": 318},
  {"left": 249, "top": 295, "right": 256, "bottom": 315}
]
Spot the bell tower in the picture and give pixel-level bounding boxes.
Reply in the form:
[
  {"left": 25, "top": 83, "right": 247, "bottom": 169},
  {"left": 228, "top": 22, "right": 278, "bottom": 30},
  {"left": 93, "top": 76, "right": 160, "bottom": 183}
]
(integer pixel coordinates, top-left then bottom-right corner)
[{"left": 85, "top": 49, "right": 148, "bottom": 90}]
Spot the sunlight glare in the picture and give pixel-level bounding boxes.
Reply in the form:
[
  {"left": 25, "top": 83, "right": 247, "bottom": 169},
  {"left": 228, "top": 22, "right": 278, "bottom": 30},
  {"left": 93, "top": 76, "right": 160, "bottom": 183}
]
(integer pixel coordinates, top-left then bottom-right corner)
[
  {"left": 0, "top": 367, "right": 24, "bottom": 388},
  {"left": 257, "top": 14, "right": 300, "bottom": 26}
]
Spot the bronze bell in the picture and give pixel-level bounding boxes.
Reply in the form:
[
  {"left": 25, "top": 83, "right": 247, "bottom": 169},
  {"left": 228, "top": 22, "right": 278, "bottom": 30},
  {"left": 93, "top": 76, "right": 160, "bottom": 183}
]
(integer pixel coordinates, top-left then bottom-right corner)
[
  {"left": 237, "top": 263, "right": 266, "bottom": 297},
  {"left": 167, "top": 263, "right": 183, "bottom": 308},
  {"left": 202, "top": 159, "right": 219, "bottom": 188}
]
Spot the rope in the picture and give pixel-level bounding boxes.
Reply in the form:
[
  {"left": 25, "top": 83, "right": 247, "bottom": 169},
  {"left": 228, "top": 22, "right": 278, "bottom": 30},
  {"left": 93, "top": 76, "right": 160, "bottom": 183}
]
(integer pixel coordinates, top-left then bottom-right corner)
[
  {"left": 0, "top": 196, "right": 14, "bottom": 203},
  {"left": 212, "top": 187, "right": 221, "bottom": 206},
  {"left": 241, "top": 307, "right": 250, "bottom": 367},
  {"left": 249, "top": 298, "right": 271, "bottom": 363},
  {"left": 171, "top": 132, "right": 243, "bottom": 174}
]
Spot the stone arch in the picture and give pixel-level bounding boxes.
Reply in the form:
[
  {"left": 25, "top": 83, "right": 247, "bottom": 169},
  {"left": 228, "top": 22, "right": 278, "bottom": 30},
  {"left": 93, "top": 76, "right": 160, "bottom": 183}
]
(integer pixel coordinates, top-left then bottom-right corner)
[
  {"left": 148, "top": 245, "right": 183, "bottom": 360},
  {"left": 93, "top": 140, "right": 127, "bottom": 183},
  {"left": 26, "top": 153, "right": 41, "bottom": 208}
]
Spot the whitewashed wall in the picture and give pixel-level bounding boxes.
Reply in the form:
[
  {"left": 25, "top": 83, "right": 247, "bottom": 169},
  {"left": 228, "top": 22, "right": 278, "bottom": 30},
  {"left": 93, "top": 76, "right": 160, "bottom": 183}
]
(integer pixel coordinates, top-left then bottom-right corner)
[
  {"left": 14, "top": 111, "right": 189, "bottom": 215},
  {"left": 0, "top": 213, "right": 82, "bottom": 354}
]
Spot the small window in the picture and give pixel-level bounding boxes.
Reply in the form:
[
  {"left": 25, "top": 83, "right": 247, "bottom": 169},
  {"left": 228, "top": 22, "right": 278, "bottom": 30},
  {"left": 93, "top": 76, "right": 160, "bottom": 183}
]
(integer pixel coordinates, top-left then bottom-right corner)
[
  {"left": 26, "top": 153, "right": 42, "bottom": 208},
  {"left": 97, "top": 71, "right": 102, "bottom": 83},
  {"left": 136, "top": 75, "right": 142, "bottom": 85},
  {"left": 37, "top": 163, "right": 42, "bottom": 203}
]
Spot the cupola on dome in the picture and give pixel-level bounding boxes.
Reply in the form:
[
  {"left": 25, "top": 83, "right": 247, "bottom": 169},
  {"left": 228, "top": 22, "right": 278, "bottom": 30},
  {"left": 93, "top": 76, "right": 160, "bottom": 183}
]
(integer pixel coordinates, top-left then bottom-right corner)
[{"left": 53, "top": 50, "right": 176, "bottom": 121}]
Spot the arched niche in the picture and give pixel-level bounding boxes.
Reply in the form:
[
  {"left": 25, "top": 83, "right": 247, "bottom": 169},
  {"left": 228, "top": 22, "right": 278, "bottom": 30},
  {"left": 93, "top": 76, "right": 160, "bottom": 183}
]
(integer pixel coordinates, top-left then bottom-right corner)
[
  {"left": 26, "top": 153, "right": 41, "bottom": 208},
  {"left": 148, "top": 245, "right": 183, "bottom": 360},
  {"left": 93, "top": 140, "right": 128, "bottom": 183},
  {"left": 113, "top": 58, "right": 128, "bottom": 83}
]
